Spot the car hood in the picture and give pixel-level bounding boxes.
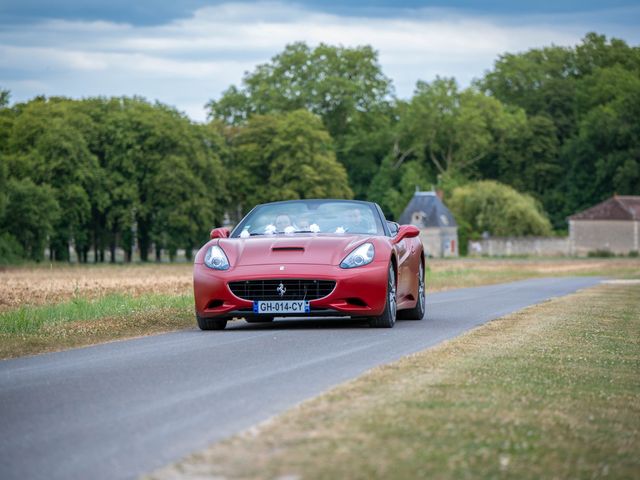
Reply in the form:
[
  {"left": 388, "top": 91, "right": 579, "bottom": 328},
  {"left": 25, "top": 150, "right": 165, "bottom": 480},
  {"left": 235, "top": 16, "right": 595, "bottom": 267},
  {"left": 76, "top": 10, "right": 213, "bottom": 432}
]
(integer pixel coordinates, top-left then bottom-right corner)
[{"left": 218, "top": 234, "right": 372, "bottom": 266}]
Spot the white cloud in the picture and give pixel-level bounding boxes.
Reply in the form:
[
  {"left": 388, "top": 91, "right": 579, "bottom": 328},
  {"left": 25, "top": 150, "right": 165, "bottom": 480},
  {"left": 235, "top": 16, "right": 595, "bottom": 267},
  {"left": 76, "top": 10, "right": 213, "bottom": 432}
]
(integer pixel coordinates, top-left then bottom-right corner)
[{"left": 1, "top": 2, "right": 638, "bottom": 121}]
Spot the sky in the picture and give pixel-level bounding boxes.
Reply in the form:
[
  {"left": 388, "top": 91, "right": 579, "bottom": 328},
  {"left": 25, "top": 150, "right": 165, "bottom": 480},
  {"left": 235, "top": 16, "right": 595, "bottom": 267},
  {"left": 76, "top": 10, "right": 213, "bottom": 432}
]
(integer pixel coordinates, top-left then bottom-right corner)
[{"left": 1, "top": 1, "right": 639, "bottom": 121}]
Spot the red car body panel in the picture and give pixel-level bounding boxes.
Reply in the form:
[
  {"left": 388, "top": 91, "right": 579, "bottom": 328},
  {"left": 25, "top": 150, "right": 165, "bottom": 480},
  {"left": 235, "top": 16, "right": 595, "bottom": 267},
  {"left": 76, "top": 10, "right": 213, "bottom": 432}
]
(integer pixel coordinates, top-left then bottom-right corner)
[{"left": 193, "top": 231, "right": 424, "bottom": 321}]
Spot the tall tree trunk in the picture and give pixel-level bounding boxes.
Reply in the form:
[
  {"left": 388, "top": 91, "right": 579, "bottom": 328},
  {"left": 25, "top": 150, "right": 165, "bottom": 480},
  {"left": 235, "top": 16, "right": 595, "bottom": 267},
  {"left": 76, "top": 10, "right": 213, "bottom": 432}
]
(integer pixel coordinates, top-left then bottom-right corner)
[
  {"left": 155, "top": 245, "right": 162, "bottom": 262},
  {"left": 93, "top": 229, "right": 98, "bottom": 264},
  {"left": 122, "top": 223, "right": 134, "bottom": 263},
  {"left": 138, "top": 219, "right": 150, "bottom": 262},
  {"left": 110, "top": 226, "right": 117, "bottom": 264}
]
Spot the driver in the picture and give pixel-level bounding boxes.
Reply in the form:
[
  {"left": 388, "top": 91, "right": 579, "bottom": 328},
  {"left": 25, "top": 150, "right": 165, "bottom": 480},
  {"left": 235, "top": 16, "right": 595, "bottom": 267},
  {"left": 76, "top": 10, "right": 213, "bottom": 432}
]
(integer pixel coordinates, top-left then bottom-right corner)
[
  {"left": 296, "top": 215, "right": 311, "bottom": 231},
  {"left": 345, "top": 207, "right": 372, "bottom": 232}
]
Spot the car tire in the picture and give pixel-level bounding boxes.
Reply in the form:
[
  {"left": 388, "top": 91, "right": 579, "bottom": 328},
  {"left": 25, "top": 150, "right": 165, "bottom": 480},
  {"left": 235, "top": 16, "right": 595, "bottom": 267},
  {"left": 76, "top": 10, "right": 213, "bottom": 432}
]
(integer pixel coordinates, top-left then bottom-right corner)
[
  {"left": 369, "top": 265, "right": 397, "bottom": 328},
  {"left": 196, "top": 314, "right": 227, "bottom": 330},
  {"left": 398, "top": 262, "right": 426, "bottom": 320}
]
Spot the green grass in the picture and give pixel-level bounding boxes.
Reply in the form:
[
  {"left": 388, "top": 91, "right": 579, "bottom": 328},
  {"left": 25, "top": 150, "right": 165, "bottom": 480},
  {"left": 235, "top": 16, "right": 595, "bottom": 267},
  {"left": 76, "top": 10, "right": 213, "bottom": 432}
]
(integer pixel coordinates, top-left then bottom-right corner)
[
  {"left": 0, "top": 293, "right": 195, "bottom": 359},
  {"left": 149, "top": 283, "right": 640, "bottom": 480},
  {"left": 0, "top": 293, "right": 193, "bottom": 335}
]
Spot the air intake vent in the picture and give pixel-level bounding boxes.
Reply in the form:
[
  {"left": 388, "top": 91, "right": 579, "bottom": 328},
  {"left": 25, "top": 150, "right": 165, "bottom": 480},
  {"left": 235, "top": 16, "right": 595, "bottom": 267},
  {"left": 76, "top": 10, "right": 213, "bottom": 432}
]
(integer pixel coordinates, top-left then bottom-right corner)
[
  {"left": 271, "top": 247, "right": 304, "bottom": 252},
  {"left": 228, "top": 279, "right": 335, "bottom": 301}
]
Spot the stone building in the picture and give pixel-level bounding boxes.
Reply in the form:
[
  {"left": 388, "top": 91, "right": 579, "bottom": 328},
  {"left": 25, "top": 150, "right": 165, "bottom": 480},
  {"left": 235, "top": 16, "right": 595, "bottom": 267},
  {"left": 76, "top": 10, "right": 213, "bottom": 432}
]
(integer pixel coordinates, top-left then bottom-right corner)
[
  {"left": 399, "top": 191, "right": 459, "bottom": 257},
  {"left": 568, "top": 195, "right": 640, "bottom": 255}
]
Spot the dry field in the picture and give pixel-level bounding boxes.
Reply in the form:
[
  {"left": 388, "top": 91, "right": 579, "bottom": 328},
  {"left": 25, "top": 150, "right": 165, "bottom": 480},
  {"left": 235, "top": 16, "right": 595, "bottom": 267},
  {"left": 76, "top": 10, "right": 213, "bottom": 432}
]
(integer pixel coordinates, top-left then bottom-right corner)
[
  {"left": 1, "top": 258, "right": 639, "bottom": 312},
  {"left": 426, "top": 257, "right": 640, "bottom": 292},
  {"left": 430, "top": 257, "right": 637, "bottom": 274},
  {"left": 0, "top": 264, "right": 193, "bottom": 312}
]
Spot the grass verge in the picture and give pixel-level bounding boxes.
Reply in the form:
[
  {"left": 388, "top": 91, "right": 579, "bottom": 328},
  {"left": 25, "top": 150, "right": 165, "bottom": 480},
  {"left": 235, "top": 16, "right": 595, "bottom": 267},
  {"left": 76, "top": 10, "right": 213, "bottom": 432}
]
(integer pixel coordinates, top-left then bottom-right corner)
[
  {"left": 0, "top": 293, "right": 194, "bottom": 359},
  {"left": 149, "top": 283, "right": 640, "bottom": 480},
  {"left": 2, "top": 258, "right": 638, "bottom": 360},
  {"left": 425, "top": 257, "right": 640, "bottom": 292}
]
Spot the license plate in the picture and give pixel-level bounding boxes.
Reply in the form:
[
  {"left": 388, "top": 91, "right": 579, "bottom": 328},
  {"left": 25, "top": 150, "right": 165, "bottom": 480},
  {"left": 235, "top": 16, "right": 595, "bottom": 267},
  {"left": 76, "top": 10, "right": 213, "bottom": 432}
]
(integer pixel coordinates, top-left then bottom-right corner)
[{"left": 253, "top": 300, "right": 310, "bottom": 314}]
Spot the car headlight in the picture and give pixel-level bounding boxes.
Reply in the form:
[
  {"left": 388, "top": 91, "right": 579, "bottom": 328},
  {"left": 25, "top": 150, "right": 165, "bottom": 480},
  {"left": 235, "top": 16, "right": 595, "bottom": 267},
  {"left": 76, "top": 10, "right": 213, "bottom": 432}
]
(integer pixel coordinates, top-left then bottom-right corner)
[
  {"left": 340, "top": 243, "right": 374, "bottom": 269},
  {"left": 204, "top": 245, "right": 230, "bottom": 270}
]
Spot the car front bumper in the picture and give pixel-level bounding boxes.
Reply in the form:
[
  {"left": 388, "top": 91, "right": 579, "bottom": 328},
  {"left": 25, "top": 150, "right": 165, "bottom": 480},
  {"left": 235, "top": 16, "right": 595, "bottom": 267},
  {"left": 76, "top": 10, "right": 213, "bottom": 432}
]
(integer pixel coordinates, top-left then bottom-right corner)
[{"left": 194, "top": 262, "right": 389, "bottom": 319}]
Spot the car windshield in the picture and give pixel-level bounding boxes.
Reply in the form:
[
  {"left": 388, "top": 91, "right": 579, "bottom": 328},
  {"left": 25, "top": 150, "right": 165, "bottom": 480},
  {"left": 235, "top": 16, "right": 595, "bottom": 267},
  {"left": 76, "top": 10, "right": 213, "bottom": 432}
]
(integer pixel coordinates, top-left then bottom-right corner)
[{"left": 230, "top": 200, "right": 384, "bottom": 237}]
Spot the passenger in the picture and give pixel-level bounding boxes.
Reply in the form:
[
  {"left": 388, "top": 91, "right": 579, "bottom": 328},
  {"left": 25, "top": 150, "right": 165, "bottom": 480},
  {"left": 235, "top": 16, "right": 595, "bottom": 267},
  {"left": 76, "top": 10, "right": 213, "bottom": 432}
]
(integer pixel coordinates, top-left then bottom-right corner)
[
  {"left": 297, "top": 215, "right": 311, "bottom": 231},
  {"left": 274, "top": 214, "right": 294, "bottom": 232}
]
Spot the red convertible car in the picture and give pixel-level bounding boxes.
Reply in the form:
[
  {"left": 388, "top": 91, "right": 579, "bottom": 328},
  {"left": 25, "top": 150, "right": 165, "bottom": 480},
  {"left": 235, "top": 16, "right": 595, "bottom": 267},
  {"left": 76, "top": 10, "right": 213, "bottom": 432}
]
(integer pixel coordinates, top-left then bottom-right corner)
[{"left": 193, "top": 199, "right": 425, "bottom": 330}]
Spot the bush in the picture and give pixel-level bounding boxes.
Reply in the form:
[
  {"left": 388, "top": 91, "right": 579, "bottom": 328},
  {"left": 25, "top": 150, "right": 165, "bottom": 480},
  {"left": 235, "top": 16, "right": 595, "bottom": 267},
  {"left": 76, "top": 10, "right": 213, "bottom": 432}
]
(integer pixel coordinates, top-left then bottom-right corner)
[
  {"left": 587, "top": 249, "right": 615, "bottom": 258},
  {"left": 448, "top": 180, "right": 553, "bottom": 238},
  {"left": 629, "top": 250, "right": 639, "bottom": 258}
]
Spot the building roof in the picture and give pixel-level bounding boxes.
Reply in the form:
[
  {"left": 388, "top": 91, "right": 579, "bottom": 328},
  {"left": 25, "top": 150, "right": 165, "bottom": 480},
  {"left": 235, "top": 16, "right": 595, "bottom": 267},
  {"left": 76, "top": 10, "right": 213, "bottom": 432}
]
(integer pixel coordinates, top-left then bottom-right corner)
[
  {"left": 399, "top": 191, "right": 457, "bottom": 228},
  {"left": 569, "top": 196, "right": 640, "bottom": 221}
]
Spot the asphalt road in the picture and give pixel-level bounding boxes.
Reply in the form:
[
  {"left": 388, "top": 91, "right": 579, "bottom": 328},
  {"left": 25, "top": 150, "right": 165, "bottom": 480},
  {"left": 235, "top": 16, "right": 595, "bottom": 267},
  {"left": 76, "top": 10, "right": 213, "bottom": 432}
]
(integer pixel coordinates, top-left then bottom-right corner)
[{"left": 0, "top": 276, "right": 600, "bottom": 480}]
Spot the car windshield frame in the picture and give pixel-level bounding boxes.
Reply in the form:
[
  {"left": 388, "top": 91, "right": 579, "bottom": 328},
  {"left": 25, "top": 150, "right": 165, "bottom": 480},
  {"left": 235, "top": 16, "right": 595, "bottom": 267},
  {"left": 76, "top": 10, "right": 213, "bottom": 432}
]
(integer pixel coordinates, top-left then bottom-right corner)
[{"left": 229, "top": 199, "right": 387, "bottom": 238}]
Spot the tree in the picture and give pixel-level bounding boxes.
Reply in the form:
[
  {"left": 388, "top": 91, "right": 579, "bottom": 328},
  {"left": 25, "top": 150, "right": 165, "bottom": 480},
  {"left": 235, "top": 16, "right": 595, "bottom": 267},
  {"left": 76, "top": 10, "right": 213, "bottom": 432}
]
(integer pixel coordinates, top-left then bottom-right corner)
[
  {"left": 1, "top": 95, "right": 228, "bottom": 263},
  {"left": 227, "top": 110, "right": 352, "bottom": 213},
  {"left": 478, "top": 33, "right": 640, "bottom": 228},
  {"left": 564, "top": 87, "right": 640, "bottom": 215},
  {"left": 102, "top": 98, "right": 226, "bottom": 261},
  {"left": 207, "top": 43, "right": 394, "bottom": 197},
  {"left": 3, "top": 98, "right": 98, "bottom": 260},
  {"left": 448, "top": 181, "right": 553, "bottom": 239},
  {"left": 368, "top": 155, "right": 434, "bottom": 220},
  {"left": 391, "top": 78, "right": 531, "bottom": 180},
  {"left": 481, "top": 33, "right": 640, "bottom": 142},
  {"left": 3, "top": 179, "right": 60, "bottom": 261},
  {"left": 0, "top": 89, "right": 9, "bottom": 108}
]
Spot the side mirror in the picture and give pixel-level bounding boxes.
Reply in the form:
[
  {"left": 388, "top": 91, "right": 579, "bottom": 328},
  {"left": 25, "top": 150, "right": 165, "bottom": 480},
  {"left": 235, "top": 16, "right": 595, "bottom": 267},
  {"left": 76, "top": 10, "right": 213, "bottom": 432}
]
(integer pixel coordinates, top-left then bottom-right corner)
[
  {"left": 392, "top": 225, "right": 420, "bottom": 244},
  {"left": 210, "top": 227, "right": 230, "bottom": 239},
  {"left": 387, "top": 221, "right": 400, "bottom": 236}
]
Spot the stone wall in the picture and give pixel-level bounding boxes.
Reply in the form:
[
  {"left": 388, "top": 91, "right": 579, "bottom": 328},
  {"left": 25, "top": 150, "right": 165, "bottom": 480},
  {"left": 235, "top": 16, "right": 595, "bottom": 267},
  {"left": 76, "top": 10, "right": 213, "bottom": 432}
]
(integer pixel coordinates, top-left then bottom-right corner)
[{"left": 468, "top": 237, "right": 570, "bottom": 257}]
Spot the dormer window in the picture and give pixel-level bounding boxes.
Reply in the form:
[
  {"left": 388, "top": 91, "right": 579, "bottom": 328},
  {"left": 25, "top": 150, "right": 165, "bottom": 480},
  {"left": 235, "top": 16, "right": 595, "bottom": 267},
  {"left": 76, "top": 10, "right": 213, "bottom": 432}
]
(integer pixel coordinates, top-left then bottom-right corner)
[{"left": 411, "top": 211, "right": 426, "bottom": 226}]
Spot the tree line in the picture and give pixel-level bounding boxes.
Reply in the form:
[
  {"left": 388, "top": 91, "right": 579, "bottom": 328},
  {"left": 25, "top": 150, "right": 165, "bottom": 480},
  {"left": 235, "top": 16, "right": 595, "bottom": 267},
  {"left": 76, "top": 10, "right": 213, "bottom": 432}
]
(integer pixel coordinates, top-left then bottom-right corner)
[{"left": 1, "top": 33, "right": 638, "bottom": 262}]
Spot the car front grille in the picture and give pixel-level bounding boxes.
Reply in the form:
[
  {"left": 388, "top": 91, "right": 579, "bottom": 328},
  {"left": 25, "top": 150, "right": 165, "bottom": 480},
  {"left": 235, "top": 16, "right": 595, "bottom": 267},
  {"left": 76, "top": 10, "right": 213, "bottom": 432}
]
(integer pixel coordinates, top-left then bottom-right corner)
[{"left": 228, "top": 279, "right": 336, "bottom": 301}]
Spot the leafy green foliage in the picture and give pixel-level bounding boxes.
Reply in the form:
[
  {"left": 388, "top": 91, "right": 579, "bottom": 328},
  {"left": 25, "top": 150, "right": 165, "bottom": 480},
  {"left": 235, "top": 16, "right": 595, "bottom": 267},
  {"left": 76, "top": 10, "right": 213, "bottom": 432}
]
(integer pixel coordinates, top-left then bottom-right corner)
[
  {"left": 479, "top": 33, "right": 640, "bottom": 226},
  {"left": 2, "top": 178, "right": 60, "bottom": 261},
  {"left": 208, "top": 42, "right": 394, "bottom": 197},
  {"left": 0, "top": 232, "right": 24, "bottom": 265},
  {"left": 0, "top": 89, "right": 9, "bottom": 108},
  {"left": 0, "top": 96, "right": 226, "bottom": 262},
  {"left": 448, "top": 181, "right": 553, "bottom": 238},
  {"left": 1, "top": 33, "right": 637, "bottom": 262},
  {"left": 376, "top": 77, "right": 558, "bottom": 223},
  {"left": 225, "top": 110, "right": 352, "bottom": 211}
]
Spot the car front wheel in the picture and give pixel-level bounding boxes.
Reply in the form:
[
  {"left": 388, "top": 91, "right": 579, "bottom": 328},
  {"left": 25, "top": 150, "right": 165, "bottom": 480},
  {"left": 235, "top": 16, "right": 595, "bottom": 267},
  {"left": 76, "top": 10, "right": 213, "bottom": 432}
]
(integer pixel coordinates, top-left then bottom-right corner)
[{"left": 369, "top": 265, "right": 397, "bottom": 328}]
